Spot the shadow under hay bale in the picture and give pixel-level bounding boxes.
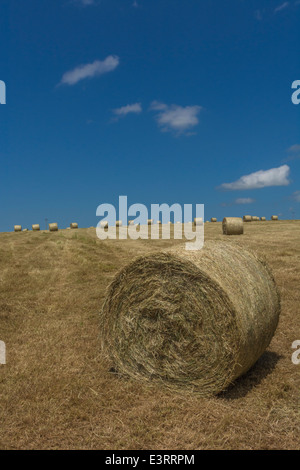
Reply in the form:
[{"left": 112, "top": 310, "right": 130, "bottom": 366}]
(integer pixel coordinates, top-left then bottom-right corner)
[
  {"left": 222, "top": 217, "right": 244, "bottom": 235},
  {"left": 100, "top": 241, "right": 280, "bottom": 397}
]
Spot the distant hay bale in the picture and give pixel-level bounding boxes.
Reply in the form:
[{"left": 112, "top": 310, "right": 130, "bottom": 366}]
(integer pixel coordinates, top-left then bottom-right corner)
[
  {"left": 49, "top": 223, "right": 58, "bottom": 232},
  {"left": 32, "top": 224, "right": 40, "bottom": 231},
  {"left": 211, "top": 218, "right": 217, "bottom": 222},
  {"left": 70, "top": 223, "right": 78, "bottom": 229},
  {"left": 222, "top": 217, "right": 243, "bottom": 235},
  {"left": 14, "top": 225, "right": 22, "bottom": 232},
  {"left": 100, "top": 221, "right": 109, "bottom": 229},
  {"left": 243, "top": 215, "right": 252, "bottom": 222},
  {"left": 261, "top": 217, "right": 266, "bottom": 221},
  {"left": 271, "top": 215, "right": 278, "bottom": 221},
  {"left": 194, "top": 218, "right": 203, "bottom": 226},
  {"left": 157, "top": 221, "right": 162, "bottom": 225},
  {"left": 100, "top": 241, "right": 280, "bottom": 396},
  {"left": 128, "top": 220, "right": 134, "bottom": 225},
  {"left": 147, "top": 219, "right": 153, "bottom": 225},
  {"left": 116, "top": 220, "right": 122, "bottom": 227},
  {"left": 22, "top": 229, "right": 28, "bottom": 232},
  {"left": 251, "top": 216, "right": 260, "bottom": 221}
]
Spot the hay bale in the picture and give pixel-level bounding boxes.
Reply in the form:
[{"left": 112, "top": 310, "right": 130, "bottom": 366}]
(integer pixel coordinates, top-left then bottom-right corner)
[
  {"left": 243, "top": 215, "right": 252, "bottom": 222},
  {"left": 261, "top": 217, "right": 266, "bottom": 221},
  {"left": 32, "top": 224, "right": 40, "bottom": 231},
  {"left": 116, "top": 220, "right": 122, "bottom": 227},
  {"left": 100, "top": 221, "right": 109, "bottom": 229},
  {"left": 157, "top": 221, "right": 162, "bottom": 225},
  {"left": 271, "top": 215, "right": 278, "bottom": 221},
  {"left": 128, "top": 220, "right": 134, "bottom": 226},
  {"left": 100, "top": 241, "right": 280, "bottom": 396},
  {"left": 211, "top": 218, "right": 217, "bottom": 222},
  {"left": 14, "top": 225, "right": 22, "bottom": 232},
  {"left": 194, "top": 218, "right": 203, "bottom": 226},
  {"left": 70, "top": 223, "right": 78, "bottom": 229},
  {"left": 49, "top": 223, "right": 58, "bottom": 232},
  {"left": 251, "top": 216, "right": 259, "bottom": 221},
  {"left": 222, "top": 217, "right": 243, "bottom": 235},
  {"left": 147, "top": 219, "right": 153, "bottom": 225},
  {"left": 23, "top": 229, "right": 28, "bottom": 232}
]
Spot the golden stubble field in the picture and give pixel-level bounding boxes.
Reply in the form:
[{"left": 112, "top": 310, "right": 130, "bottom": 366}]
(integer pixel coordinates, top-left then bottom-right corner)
[{"left": 0, "top": 221, "right": 299, "bottom": 450}]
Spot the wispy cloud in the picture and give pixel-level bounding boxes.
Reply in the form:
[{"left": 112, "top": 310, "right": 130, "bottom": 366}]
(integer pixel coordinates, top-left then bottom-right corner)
[
  {"left": 73, "top": 0, "right": 95, "bottom": 5},
  {"left": 112, "top": 103, "right": 142, "bottom": 119},
  {"left": 274, "top": 2, "right": 290, "bottom": 13},
  {"left": 282, "top": 144, "right": 300, "bottom": 162},
  {"left": 291, "top": 190, "right": 300, "bottom": 202},
  {"left": 219, "top": 165, "right": 290, "bottom": 191},
  {"left": 150, "top": 101, "right": 202, "bottom": 135},
  {"left": 59, "top": 56, "right": 119, "bottom": 86},
  {"left": 235, "top": 198, "right": 255, "bottom": 204},
  {"left": 255, "top": 10, "right": 263, "bottom": 21}
]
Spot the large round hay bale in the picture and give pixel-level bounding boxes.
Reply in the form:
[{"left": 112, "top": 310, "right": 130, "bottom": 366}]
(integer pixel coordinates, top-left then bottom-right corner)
[
  {"left": 116, "top": 220, "right": 122, "bottom": 227},
  {"left": 194, "top": 218, "right": 203, "bottom": 226},
  {"left": 211, "top": 218, "right": 217, "bottom": 222},
  {"left": 261, "top": 217, "right": 266, "bottom": 221},
  {"left": 70, "top": 223, "right": 78, "bottom": 229},
  {"left": 243, "top": 215, "right": 252, "bottom": 222},
  {"left": 100, "top": 241, "right": 280, "bottom": 396},
  {"left": 14, "top": 225, "right": 22, "bottom": 232},
  {"left": 271, "top": 215, "right": 278, "bottom": 221},
  {"left": 32, "top": 224, "right": 40, "bottom": 231},
  {"left": 49, "top": 223, "right": 58, "bottom": 232},
  {"left": 222, "top": 217, "right": 243, "bottom": 235}
]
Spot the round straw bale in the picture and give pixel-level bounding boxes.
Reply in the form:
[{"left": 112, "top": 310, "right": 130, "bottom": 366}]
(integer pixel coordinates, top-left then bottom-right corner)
[
  {"left": 261, "top": 217, "right": 266, "bottom": 221},
  {"left": 271, "top": 215, "right": 278, "bottom": 221},
  {"left": 14, "top": 225, "right": 22, "bottom": 232},
  {"left": 49, "top": 223, "right": 58, "bottom": 232},
  {"left": 128, "top": 220, "right": 134, "bottom": 225},
  {"left": 194, "top": 218, "right": 203, "bottom": 226},
  {"left": 147, "top": 219, "right": 153, "bottom": 225},
  {"left": 157, "top": 221, "right": 162, "bottom": 225},
  {"left": 23, "top": 228, "right": 28, "bottom": 232},
  {"left": 116, "top": 220, "right": 122, "bottom": 227},
  {"left": 32, "top": 224, "right": 40, "bottom": 231},
  {"left": 100, "top": 221, "right": 109, "bottom": 229},
  {"left": 211, "top": 218, "right": 217, "bottom": 222},
  {"left": 100, "top": 241, "right": 280, "bottom": 396},
  {"left": 222, "top": 217, "right": 243, "bottom": 235},
  {"left": 243, "top": 215, "right": 252, "bottom": 222},
  {"left": 251, "top": 216, "right": 259, "bottom": 221},
  {"left": 70, "top": 223, "right": 78, "bottom": 229}
]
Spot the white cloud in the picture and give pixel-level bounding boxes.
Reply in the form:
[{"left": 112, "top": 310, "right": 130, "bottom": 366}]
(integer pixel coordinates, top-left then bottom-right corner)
[
  {"left": 235, "top": 198, "right": 255, "bottom": 204},
  {"left": 150, "top": 101, "right": 202, "bottom": 134},
  {"left": 219, "top": 165, "right": 290, "bottom": 191},
  {"left": 274, "top": 2, "right": 290, "bottom": 13},
  {"left": 291, "top": 191, "right": 300, "bottom": 202},
  {"left": 113, "top": 103, "right": 142, "bottom": 117},
  {"left": 59, "top": 56, "right": 119, "bottom": 86},
  {"left": 282, "top": 144, "right": 300, "bottom": 162}
]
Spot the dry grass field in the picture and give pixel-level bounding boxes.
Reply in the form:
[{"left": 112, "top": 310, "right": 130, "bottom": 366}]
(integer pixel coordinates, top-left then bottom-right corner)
[{"left": 0, "top": 221, "right": 299, "bottom": 450}]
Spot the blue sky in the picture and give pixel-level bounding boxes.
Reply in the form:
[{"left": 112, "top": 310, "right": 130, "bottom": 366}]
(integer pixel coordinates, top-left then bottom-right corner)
[{"left": 0, "top": 0, "right": 299, "bottom": 230}]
